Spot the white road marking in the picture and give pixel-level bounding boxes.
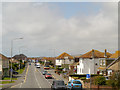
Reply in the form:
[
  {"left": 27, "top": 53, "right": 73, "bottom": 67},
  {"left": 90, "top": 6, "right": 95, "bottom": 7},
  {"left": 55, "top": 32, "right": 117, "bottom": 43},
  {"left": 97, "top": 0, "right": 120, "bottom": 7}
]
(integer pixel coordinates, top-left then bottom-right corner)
[
  {"left": 19, "top": 83, "right": 23, "bottom": 88},
  {"left": 34, "top": 66, "right": 41, "bottom": 88},
  {"left": 37, "top": 68, "right": 52, "bottom": 86}
]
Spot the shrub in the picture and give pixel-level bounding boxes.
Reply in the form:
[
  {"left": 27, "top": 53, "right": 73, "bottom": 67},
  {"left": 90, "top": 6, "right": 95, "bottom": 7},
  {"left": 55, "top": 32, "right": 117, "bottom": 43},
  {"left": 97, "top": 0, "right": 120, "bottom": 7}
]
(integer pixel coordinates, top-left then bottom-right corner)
[
  {"left": 106, "top": 71, "right": 120, "bottom": 88},
  {"left": 72, "top": 77, "right": 79, "bottom": 79},
  {"left": 80, "top": 77, "right": 86, "bottom": 80},
  {"left": 93, "top": 76, "right": 106, "bottom": 85}
]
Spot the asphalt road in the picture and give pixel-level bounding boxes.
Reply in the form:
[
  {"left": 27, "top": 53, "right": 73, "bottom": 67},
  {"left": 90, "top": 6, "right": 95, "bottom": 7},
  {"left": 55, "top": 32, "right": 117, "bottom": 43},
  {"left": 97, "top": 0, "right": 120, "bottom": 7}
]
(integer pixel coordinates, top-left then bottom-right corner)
[{"left": 12, "top": 63, "right": 55, "bottom": 88}]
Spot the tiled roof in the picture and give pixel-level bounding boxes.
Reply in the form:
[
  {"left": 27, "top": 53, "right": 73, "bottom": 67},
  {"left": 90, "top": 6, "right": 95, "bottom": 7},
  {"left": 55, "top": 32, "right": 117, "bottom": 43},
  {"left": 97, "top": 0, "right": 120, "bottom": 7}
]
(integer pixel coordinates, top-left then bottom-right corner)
[
  {"left": 109, "top": 51, "right": 120, "bottom": 58},
  {"left": 80, "top": 49, "right": 112, "bottom": 58},
  {"left": 42, "top": 57, "right": 56, "bottom": 61},
  {"left": 56, "top": 52, "right": 74, "bottom": 59}
]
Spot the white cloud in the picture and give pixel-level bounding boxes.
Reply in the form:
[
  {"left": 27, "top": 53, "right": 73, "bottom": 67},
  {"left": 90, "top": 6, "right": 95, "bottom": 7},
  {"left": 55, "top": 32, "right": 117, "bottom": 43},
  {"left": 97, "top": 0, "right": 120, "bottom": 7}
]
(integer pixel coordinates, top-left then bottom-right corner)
[{"left": 2, "top": 2, "right": 118, "bottom": 57}]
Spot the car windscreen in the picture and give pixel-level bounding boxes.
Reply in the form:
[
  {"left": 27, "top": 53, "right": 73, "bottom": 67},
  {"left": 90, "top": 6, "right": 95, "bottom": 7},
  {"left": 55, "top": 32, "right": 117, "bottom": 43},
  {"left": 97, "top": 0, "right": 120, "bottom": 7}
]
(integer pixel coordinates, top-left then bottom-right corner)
[
  {"left": 56, "top": 81, "right": 65, "bottom": 85},
  {"left": 73, "top": 81, "right": 81, "bottom": 84},
  {"left": 45, "top": 66, "right": 49, "bottom": 67}
]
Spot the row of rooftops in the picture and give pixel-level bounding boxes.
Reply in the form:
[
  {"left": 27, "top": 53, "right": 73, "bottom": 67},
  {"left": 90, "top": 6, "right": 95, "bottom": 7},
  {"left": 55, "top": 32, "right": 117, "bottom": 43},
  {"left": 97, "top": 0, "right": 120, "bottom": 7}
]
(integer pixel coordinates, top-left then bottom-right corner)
[
  {"left": 55, "top": 49, "right": 120, "bottom": 59},
  {"left": 0, "top": 49, "right": 120, "bottom": 60}
]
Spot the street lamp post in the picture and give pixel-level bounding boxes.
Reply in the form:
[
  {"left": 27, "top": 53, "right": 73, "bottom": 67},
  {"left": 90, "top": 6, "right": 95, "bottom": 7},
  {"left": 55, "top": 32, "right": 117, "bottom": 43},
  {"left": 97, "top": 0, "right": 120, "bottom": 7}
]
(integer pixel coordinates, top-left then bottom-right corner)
[{"left": 10, "top": 38, "right": 23, "bottom": 82}]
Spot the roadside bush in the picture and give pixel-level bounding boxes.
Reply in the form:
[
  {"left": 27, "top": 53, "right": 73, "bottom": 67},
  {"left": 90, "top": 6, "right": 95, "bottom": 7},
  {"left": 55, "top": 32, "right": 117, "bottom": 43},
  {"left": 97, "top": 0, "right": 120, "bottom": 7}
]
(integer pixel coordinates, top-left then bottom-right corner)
[
  {"left": 106, "top": 71, "right": 120, "bottom": 89},
  {"left": 80, "top": 77, "right": 86, "bottom": 80},
  {"left": 51, "top": 66, "right": 54, "bottom": 69},
  {"left": 58, "top": 67, "right": 64, "bottom": 70},
  {"left": 93, "top": 76, "right": 106, "bottom": 85},
  {"left": 72, "top": 77, "right": 79, "bottom": 79}
]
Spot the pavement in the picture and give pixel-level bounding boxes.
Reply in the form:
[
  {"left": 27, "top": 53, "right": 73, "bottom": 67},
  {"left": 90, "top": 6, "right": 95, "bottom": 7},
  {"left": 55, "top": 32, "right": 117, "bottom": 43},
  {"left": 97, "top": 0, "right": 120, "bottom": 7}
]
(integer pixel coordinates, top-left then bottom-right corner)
[{"left": 1, "top": 64, "right": 28, "bottom": 89}]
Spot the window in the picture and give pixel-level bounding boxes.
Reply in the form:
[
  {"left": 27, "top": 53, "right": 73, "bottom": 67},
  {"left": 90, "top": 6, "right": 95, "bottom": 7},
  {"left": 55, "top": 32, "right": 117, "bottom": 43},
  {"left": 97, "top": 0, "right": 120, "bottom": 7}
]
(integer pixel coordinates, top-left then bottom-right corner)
[
  {"left": 73, "top": 81, "right": 81, "bottom": 84},
  {"left": 103, "top": 60, "right": 106, "bottom": 66},
  {"left": 100, "top": 60, "right": 102, "bottom": 66}
]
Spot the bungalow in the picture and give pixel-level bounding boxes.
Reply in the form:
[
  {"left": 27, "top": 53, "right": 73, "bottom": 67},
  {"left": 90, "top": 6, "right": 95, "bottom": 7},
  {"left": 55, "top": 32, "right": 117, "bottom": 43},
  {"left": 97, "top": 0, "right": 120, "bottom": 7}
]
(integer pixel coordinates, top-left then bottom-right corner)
[
  {"left": 41, "top": 57, "right": 56, "bottom": 66},
  {"left": 55, "top": 52, "right": 74, "bottom": 68},
  {"left": 77, "top": 49, "right": 111, "bottom": 75}
]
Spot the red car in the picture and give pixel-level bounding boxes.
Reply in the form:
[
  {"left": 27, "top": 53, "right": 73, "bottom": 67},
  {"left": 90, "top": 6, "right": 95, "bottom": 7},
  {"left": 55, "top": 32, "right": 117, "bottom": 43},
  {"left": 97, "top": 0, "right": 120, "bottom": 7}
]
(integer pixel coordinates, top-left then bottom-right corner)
[{"left": 45, "top": 73, "right": 52, "bottom": 79}]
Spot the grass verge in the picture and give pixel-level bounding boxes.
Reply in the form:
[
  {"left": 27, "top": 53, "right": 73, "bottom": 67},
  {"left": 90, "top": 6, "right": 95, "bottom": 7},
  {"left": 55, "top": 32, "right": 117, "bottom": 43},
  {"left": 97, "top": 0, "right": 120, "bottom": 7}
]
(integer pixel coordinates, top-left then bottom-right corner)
[
  {"left": 16, "top": 67, "right": 25, "bottom": 74},
  {"left": 0, "top": 85, "right": 3, "bottom": 87},
  {"left": 3, "top": 77, "right": 17, "bottom": 80},
  {"left": 0, "top": 81, "right": 15, "bottom": 84}
]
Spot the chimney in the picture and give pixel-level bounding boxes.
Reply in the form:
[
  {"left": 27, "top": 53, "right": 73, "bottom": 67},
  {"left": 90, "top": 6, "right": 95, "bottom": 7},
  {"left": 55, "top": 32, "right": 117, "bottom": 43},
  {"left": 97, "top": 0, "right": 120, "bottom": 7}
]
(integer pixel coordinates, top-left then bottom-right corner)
[
  {"left": 91, "top": 49, "right": 94, "bottom": 58},
  {"left": 104, "top": 49, "right": 107, "bottom": 58}
]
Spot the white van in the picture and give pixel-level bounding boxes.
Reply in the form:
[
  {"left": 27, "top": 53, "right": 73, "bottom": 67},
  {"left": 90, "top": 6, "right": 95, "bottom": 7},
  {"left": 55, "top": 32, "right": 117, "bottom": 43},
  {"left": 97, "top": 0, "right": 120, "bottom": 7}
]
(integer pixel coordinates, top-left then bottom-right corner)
[{"left": 36, "top": 63, "right": 40, "bottom": 68}]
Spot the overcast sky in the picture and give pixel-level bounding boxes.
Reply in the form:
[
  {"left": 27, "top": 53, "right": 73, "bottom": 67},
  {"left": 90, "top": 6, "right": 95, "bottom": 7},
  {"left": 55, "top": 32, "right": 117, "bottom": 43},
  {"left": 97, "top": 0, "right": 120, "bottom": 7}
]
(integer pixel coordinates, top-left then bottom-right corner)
[{"left": 1, "top": 2, "right": 118, "bottom": 57}]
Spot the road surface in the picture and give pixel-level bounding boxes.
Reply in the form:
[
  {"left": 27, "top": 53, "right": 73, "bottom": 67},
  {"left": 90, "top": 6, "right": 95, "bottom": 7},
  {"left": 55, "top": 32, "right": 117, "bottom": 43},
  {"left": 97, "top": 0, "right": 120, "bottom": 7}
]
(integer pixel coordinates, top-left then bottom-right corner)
[{"left": 12, "top": 63, "right": 55, "bottom": 88}]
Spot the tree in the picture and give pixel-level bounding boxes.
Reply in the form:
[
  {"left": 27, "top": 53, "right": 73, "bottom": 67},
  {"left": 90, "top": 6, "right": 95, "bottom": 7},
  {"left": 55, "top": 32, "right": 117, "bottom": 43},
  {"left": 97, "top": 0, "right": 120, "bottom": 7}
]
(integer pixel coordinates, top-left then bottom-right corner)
[{"left": 107, "top": 71, "right": 120, "bottom": 89}]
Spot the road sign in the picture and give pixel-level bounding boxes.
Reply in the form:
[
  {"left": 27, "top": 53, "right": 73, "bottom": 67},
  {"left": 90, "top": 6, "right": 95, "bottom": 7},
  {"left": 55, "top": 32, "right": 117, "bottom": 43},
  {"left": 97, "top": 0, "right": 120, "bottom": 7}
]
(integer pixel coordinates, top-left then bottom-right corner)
[
  {"left": 10, "top": 69, "right": 13, "bottom": 72},
  {"left": 86, "top": 74, "right": 90, "bottom": 79}
]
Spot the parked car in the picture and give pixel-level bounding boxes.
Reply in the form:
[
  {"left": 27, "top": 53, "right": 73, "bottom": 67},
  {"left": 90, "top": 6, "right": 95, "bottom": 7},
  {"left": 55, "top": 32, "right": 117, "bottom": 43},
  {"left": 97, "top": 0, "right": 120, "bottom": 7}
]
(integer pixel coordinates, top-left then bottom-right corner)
[
  {"left": 67, "top": 80, "right": 82, "bottom": 90},
  {"left": 45, "top": 73, "right": 52, "bottom": 79},
  {"left": 44, "top": 66, "right": 50, "bottom": 70},
  {"left": 42, "top": 71, "right": 47, "bottom": 75},
  {"left": 13, "top": 71, "right": 19, "bottom": 75},
  {"left": 51, "top": 80, "right": 66, "bottom": 90}
]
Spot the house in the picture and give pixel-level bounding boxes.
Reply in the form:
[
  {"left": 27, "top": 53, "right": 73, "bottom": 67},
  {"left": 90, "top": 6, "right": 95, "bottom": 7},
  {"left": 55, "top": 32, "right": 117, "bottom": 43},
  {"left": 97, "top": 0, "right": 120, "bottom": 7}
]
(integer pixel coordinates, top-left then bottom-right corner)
[
  {"left": 107, "top": 57, "right": 120, "bottom": 72},
  {"left": 41, "top": 57, "right": 56, "bottom": 66},
  {"left": 13, "top": 54, "right": 27, "bottom": 60},
  {"left": 69, "top": 62, "right": 79, "bottom": 75},
  {"left": 69, "top": 56, "right": 80, "bottom": 75},
  {"left": 77, "top": 49, "right": 111, "bottom": 75},
  {"left": 55, "top": 52, "right": 74, "bottom": 68},
  {"left": 0, "top": 54, "right": 9, "bottom": 77},
  {"left": 104, "top": 51, "right": 120, "bottom": 76}
]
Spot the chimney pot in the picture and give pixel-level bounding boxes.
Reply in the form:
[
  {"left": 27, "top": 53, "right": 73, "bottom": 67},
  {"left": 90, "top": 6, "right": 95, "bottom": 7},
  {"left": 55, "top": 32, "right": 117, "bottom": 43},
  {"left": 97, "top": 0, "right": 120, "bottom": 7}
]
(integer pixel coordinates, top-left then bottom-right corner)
[
  {"left": 105, "top": 49, "right": 107, "bottom": 58},
  {"left": 91, "top": 49, "right": 94, "bottom": 58}
]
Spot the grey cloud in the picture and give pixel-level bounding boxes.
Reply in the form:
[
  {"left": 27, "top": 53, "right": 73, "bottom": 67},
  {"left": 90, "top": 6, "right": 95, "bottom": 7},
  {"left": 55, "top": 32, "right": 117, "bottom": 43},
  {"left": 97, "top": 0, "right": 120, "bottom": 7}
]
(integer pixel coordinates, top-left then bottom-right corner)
[{"left": 2, "top": 2, "right": 118, "bottom": 57}]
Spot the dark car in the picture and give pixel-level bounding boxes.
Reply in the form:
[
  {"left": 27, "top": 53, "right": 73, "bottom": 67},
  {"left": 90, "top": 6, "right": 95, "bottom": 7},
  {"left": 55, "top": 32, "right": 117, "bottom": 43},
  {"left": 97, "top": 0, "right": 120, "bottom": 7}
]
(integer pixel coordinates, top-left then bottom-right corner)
[
  {"left": 42, "top": 71, "right": 47, "bottom": 75},
  {"left": 51, "top": 80, "right": 66, "bottom": 90},
  {"left": 13, "top": 71, "right": 19, "bottom": 75}
]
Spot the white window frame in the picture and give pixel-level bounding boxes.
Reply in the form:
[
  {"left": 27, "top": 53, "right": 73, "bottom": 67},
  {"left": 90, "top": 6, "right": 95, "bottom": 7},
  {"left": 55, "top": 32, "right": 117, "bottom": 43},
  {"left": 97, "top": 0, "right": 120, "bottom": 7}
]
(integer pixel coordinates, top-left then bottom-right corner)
[
  {"left": 103, "top": 60, "right": 106, "bottom": 66},
  {"left": 100, "top": 60, "right": 102, "bottom": 66}
]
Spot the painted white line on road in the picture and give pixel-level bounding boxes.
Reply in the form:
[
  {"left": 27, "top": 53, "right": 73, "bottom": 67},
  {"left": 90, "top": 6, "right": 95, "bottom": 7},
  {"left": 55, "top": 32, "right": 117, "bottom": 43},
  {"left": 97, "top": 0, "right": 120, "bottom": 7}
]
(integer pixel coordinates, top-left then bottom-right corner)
[
  {"left": 37, "top": 68, "right": 52, "bottom": 86},
  {"left": 19, "top": 83, "right": 23, "bottom": 88},
  {"left": 34, "top": 67, "right": 41, "bottom": 88}
]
